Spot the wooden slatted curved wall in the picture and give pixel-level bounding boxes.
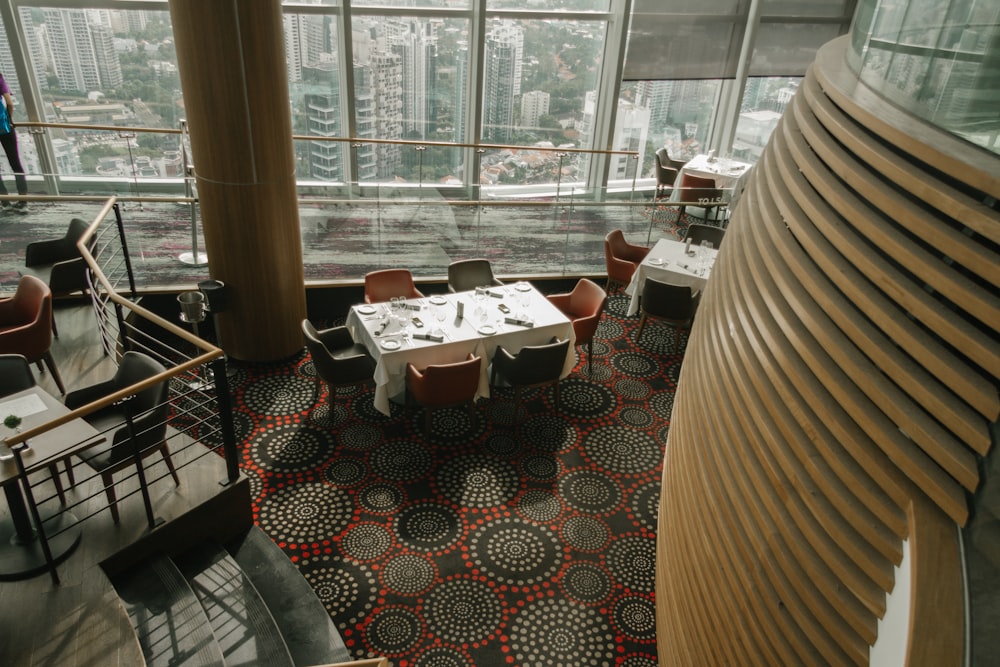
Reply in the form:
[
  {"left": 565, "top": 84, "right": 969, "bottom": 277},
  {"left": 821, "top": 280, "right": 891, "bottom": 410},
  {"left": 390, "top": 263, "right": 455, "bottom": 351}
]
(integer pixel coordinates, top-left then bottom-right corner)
[{"left": 656, "top": 36, "right": 999, "bottom": 666}]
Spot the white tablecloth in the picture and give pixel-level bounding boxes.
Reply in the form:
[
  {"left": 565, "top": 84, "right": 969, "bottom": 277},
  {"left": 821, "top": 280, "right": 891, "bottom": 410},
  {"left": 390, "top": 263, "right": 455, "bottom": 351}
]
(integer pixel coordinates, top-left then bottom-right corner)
[
  {"left": 625, "top": 238, "right": 718, "bottom": 316},
  {"left": 678, "top": 153, "right": 753, "bottom": 191},
  {"left": 346, "top": 284, "right": 576, "bottom": 415}
]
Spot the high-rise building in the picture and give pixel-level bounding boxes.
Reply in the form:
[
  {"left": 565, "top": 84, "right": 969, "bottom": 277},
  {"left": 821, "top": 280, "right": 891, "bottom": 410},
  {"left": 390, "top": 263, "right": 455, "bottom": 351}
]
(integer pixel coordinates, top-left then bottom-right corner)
[
  {"left": 392, "top": 20, "right": 438, "bottom": 139},
  {"left": 520, "top": 90, "right": 549, "bottom": 130},
  {"left": 482, "top": 21, "right": 524, "bottom": 143},
  {"left": 43, "top": 8, "right": 121, "bottom": 93}
]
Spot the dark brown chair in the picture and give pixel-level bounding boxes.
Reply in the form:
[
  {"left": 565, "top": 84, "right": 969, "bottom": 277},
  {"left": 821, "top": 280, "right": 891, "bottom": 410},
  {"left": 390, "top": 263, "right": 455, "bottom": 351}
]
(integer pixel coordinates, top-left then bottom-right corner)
[
  {"left": 0, "top": 354, "right": 67, "bottom": 504},
  {"left": 490, "top": 337, "right": 571, "bottom": 411},
  {"left": 636, "top": 278, "right": 699, "bottom": 351},
  {"left": 683, "top": 223, "right": 726, "bottom": 249},
  {"left": 302, "top": 319, "right": 375, "bottom": 407},
  {"left": 406, "top": 354, "right": 482, "bottom": 436},
  {"left": 19, "top": 217, "right": 93, "bottom": 338},
  {"left": 0, "top": 275, "right": 65, "bottom": 394},
  {"left": 364, "top": 269, "right": 425, "bottom": 304},
  {"left": 64, "top": 351, "right": 178, "bottom": 523},
  {"left": 654, "top": 147, "right": 679, "bottom": 199},
  {"left": 677, "top": 173, "right": 725, "bottom": 221},
  {"left": 546, "top": 278, "right": 608, "bottom": 374},
  {"left": 447, "top": 259, "right": 503, "bottom": 293},
  {"left": 604, "top": 229, "right": 650, "bottom": 293}
]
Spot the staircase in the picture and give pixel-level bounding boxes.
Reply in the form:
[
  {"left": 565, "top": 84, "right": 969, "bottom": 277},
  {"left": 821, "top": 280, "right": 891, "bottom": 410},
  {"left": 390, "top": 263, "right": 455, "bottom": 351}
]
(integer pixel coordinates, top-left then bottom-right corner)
[{"left": 110, "top": 526, "right": 352, "bottom": 667}]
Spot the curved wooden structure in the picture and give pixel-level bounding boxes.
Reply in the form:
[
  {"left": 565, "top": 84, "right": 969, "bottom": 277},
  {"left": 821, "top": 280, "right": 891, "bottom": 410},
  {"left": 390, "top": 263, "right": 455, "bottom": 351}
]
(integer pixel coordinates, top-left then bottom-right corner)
[{"left": 656, "top": 36, "right": 999, "bottom": 666}]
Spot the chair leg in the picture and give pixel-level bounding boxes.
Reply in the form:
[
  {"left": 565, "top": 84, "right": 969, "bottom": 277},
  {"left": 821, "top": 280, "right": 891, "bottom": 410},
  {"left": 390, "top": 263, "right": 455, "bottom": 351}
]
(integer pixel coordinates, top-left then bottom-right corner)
[
  {"left": 160, "top": 445, "right": 181, "bottom": 486},
  {"left": 48, "top": 464, "right": 66, "bottom": 505},
  {"left": 51, "top": 313, "right": 59, "bottom": 339},
  {"left": 41, "top": 352, "right": 66, "bottom": 395},
  {"left": 64, "top": 459, "right": 75, "bottom": 487},
  {"left": 102, "top": 472, "right": 120, "bottom": 523},
  {"left": 637, "top": 313, "right": 648, "bottom": 340}
]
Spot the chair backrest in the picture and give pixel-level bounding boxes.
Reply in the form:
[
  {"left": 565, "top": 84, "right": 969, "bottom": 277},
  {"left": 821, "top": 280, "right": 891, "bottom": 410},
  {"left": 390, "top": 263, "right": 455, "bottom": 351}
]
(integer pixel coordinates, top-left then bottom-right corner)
[
  {"left": 448, "top": 259, "right": 500, "bottom": 293},
  {"left": 408, "top": 354, "right": 481, "bottom": 406},
  {"left": 0, "top": 276, "right": 54, "bottom": 362},
  {"left": 641, "top": 278, "right": 695, "bottom": 321},
  {"left": 566, "top": 279, "right": 608, "bottom": 342},
  {"left": 654, "top": 148, "right": 679, "bottom": 187},
  {"left": 107, "top": 351, "right": 170, "bottom": 456},
  {"left": 113, "top": 351, "right": 170, "bottom": 417},
  {"left": 0, "top": 354, "right": 35, "bottom": 396},
  {"left": 679, "top": 173, "right": 723, "bottom": 202},
  {"left": 684, "top": 224, "right": 726, "bottom": 249},
  {"left": 302, "top": 320, "right": 373, "bottom": 386},
  {"left": 365, "top": 269, "right": 420, "bottom": 304},
  {"left": 499, "top": 338, "right": 570, "bottom": 387}
]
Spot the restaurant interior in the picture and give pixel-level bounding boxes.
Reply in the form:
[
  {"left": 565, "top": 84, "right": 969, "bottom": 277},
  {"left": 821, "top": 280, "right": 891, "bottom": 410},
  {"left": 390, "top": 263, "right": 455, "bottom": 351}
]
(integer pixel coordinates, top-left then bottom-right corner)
[{"left": 0, "top": 1, "right": 998, "bottom": 666}]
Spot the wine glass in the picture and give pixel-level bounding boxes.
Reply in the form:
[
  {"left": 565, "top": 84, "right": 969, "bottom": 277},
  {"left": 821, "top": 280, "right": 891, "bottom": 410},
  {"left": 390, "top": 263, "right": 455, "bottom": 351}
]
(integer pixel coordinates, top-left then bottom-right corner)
[{"left": 434, "top": 304, "right": 448, "bottom": 335}]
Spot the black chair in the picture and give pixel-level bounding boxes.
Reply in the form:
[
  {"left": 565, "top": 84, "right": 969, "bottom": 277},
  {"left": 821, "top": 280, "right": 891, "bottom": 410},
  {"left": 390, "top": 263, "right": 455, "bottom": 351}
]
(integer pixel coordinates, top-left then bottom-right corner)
[
  {"left": 19, "top": 218, "right": 94, "bottom": 338},
  {"left": 654, "top": 147, "right": 679, "bottom": 198},
  {"left": 302, "top": 319, "right": 375, "bottom": 407},
  {"left": 683, "top": 224, "right": 726, "bottom": 249},
  {"left": 64, "top": 351, "right": 178, "bottom": 523},
  {"left": 0, "top": 354, "right": 67, "bottom": 504},
  {"left": 636, "top": 278, "right": 699, "bottom": 351},
  {"left": 447, "top": 258, "right": 503, "bottom": 293},
  {"left": 490, "top": 337, "right": 571, "bottom": 411}
]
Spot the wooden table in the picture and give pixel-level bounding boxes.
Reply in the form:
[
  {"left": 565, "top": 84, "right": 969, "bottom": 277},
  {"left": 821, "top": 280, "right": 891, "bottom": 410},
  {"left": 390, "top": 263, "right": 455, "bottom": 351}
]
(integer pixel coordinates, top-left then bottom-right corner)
[
  {"left": 625, "top": 238, "right": 719, "bottom": 316},
  {"left": 0, "top": 387, "right": 103, "bottom": 579},
  {"left": 346, "top": 284, "right": 576, "bottom": 416}
]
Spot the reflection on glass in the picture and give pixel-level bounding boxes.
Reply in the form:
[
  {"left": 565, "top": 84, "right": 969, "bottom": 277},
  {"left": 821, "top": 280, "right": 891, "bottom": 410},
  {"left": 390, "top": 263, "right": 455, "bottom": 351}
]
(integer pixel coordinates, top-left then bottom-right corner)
[{"left": 849, "top": 0, "right": 1000, "bottom": 154}]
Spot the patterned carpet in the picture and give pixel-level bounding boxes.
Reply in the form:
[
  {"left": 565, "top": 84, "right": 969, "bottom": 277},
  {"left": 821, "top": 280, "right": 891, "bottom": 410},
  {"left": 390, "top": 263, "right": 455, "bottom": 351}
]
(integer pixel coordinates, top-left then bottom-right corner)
[{"left": 221, "top": 291, "right": 682, "bottom": 666}]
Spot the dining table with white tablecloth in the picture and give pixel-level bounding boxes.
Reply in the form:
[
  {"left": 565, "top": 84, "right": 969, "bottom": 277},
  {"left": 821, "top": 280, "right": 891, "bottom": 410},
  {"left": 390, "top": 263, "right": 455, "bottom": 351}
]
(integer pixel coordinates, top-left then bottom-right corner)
[
  {"left": 624, "top": 238, "right": 719, "bottom": 316},
  {"left": 677, "top": 153, "right": 754, "bottom": 193},
  {"left": 345, "top": 283, "right": 576, "bottom": 416}
]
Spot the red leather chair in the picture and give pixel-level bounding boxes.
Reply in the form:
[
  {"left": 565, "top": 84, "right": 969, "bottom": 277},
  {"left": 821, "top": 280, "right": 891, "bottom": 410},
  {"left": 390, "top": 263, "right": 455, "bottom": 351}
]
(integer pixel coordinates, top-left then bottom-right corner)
[
  {"left": 604, "top": 230, "right": 650, "bottom": 293},
  {"left": 364, "top": 269, "right": 425, "bottom": 304},
  {"left": 0, "top": 275, "right": 65, "bottom": 394},
  {"left": 677, "top": 173, "right": 725, "bottom": 221},
  {"left": 546, "top": 278, "right": 608, "bottom": 374},
  {"left": 406, "top": 354, "right": 482, "bottom": 436}
]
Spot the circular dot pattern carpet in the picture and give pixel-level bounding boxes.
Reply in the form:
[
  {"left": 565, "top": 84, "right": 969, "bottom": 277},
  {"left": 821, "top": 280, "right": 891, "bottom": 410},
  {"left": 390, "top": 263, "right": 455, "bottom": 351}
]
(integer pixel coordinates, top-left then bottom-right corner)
[{"left": 225, "top": 292, "right": 683, "bottom": 666}]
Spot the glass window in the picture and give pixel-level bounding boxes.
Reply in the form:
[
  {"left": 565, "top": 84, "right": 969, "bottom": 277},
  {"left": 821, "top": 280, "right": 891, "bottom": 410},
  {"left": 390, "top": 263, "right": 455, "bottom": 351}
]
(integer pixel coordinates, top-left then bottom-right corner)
[
  {"left": 284, "top": 12, "right": 347, "bottom": 182},
  {"left": 19, "top": 7, "right": 183, "bottom": 180},
  {"left": 488, "top": 0, "right": 610, "bottom": 10},
  {"left": 733, "top": 76, "right": 799, "bottom": 162},
  {"left": 480, "top": 17, "right": 606, "bottom": 188},
  {"left": 350, "top": 16, "right": 469, "bottom": 184}
]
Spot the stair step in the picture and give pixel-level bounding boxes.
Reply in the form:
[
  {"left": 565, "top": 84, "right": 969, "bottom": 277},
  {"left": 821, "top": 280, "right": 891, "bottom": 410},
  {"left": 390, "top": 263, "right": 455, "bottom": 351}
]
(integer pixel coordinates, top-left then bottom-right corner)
[
  {"left": 226, "top": 527, "right": 351, "bottom": 666},
  {"left": 113, "top": 553, "right": 226, "bottom": 667},
  {"left": 176, "top": 542, "right": 295, "bottom": 667}
]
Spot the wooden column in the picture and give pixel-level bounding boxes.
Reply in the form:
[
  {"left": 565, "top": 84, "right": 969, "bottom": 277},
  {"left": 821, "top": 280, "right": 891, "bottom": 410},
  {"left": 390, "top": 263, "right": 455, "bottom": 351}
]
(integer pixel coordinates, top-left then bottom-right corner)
[{"left": 169, "top": 0, "right": 305, "bottom": 361}]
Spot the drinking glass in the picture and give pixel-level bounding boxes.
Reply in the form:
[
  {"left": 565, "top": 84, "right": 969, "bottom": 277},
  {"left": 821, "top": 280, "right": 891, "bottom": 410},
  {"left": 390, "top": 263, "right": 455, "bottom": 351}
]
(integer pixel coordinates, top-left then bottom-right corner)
[{"left": 434, "top": 304, "right": 447, "bottom": 335}]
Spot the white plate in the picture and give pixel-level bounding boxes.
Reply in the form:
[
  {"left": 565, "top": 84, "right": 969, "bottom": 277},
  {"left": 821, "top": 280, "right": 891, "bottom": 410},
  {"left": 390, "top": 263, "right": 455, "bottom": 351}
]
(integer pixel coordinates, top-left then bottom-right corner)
[
  {"left": 379, "top": 339, "right": 401, "bottom": 350},
  {"left": 477, "top": 325, "right": 497, "bottom": 336},
  {"left": 648, "top": 257, "right": 665, "bottom": 266},
  {"left": 356, "top": 304, "right": 376, "bottom": 315},
  {"left": 429, "top": 295, "right": 448, "bottom": 305},
  {"left": 514, "top": 282, "right": 532, "bottom": 292}
]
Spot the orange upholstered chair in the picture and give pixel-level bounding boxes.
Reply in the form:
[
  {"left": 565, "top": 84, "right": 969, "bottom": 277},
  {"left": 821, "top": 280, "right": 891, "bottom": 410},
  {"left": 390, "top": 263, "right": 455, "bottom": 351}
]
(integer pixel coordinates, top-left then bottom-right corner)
[
  {"left": 0, "top": 275, "right": 65, "bottom": 394},
  {"left": 676, "top": 173, "right": 725, "bottom": 221},
  {"left": 604, "top": 230, "right": 650, "bottom": 293},
  {"left": 406, "top": 354, "right": 482, "bottom": 436},
  {"left": 546, "top": 278, "right": 608, "bottom": 374},
  {"left": 364, "top": 269, "right": 425, "bottom": 304}
]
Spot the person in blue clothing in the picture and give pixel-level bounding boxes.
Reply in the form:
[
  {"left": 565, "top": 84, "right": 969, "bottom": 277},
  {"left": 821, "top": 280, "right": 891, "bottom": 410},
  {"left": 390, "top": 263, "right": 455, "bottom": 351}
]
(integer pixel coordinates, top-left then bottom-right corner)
[{"left": 0, "top": 71, "right": 28, "bottom": 210}]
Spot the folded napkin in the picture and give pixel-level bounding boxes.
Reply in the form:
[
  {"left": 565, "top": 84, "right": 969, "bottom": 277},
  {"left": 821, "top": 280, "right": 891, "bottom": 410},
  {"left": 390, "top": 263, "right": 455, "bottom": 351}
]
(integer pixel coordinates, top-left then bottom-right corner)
[
  {"left": 413, "top": 332, "right": 444, "bottom": 342},
  {"left": 374, "top": 319, "right": 389, "bottom": 336},
  {"left": 504, "top": 317, "right": 534, "bottom": 328},
  {"left": 405, "top": 303, "right": 421, "bottom": 310},
  {"left": 488, "top": 290, "right": 504, "bottom": 298}
]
